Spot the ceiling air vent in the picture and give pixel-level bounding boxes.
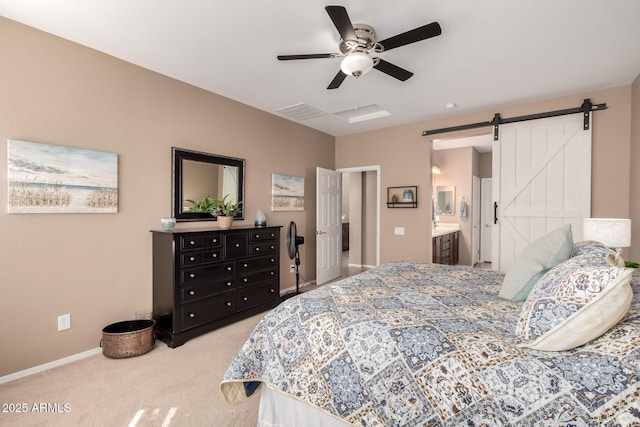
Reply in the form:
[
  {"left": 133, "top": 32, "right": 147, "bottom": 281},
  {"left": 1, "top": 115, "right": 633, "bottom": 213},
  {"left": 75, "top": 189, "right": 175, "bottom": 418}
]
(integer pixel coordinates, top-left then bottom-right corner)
[{"left": 275, "top": 103, "right": 326, "bottom": 121}]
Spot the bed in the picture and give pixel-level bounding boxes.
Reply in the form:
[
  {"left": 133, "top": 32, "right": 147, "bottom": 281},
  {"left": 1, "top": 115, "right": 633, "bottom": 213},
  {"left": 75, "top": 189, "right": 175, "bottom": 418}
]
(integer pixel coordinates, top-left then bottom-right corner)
[{"left": 220, "top": 237, "right": 640, "bottom": 426}]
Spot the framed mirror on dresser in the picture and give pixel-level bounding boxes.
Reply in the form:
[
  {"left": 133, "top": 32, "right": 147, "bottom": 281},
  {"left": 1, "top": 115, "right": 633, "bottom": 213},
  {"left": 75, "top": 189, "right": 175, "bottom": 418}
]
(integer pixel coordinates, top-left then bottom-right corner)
[{"left": 172, "top": 147, "right": 245, "bottom": 221}]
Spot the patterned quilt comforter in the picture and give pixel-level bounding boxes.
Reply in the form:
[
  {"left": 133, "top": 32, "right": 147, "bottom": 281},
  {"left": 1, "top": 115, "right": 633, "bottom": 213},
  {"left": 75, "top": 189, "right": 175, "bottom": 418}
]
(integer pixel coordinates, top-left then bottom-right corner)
[{"left": 220, "top": 261, "right": 640, "bottom": 426}]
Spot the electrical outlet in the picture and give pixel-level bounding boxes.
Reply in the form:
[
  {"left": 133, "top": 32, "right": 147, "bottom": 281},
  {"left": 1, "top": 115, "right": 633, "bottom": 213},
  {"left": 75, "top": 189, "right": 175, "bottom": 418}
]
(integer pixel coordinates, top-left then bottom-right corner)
[
  {"left": 58, "top": 314, "right": 71, "bottom": 331},
  {"left": 289, "top": 265, "right": 295, "bottom": 273}
]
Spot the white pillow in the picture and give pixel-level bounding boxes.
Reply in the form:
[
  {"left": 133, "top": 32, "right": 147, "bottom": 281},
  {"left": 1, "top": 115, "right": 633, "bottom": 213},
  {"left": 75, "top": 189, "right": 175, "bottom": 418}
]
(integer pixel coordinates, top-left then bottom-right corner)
[
  {"left": 515, "top": 254, "right": 633, "bottom": 351},
  {"left": 499, "top": 224, "right": 573, "bottom": 301}
]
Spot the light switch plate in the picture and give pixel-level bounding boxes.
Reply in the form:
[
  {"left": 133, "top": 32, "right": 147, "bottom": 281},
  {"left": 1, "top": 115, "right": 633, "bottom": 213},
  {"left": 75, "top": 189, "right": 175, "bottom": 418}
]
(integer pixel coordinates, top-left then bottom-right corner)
[{"left": 394, "top": 227, "right": 405, "bottom": 235}]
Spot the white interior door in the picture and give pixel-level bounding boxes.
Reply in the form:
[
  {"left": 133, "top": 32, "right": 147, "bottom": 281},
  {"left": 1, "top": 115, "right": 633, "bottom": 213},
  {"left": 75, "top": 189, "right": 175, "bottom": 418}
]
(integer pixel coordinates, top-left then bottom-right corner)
[
  {"left": 471, "top": 175, "right": 480, "bottom": 266},
  {"left": 316, "top": 167, "right": 342, "bottom": 285},
  {"left": 480, "top": 178, "right": 492, "bottom": 262},
  {"left": 493, "top": 114, "right": 591, "bottom": 272}
]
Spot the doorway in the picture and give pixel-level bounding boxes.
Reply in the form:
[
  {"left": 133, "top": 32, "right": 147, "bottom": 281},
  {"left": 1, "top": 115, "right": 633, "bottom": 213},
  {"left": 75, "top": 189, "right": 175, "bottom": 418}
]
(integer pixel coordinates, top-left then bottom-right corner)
[{"left": 338, "top": 166, "right": 380, "bottom": 273}]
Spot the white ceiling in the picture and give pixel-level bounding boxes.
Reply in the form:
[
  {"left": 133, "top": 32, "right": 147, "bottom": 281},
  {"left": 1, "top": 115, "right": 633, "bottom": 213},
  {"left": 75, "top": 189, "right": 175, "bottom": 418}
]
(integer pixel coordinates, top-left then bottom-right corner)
[{"left": 2, "top": 0, "right": 640, "bottom": 136}]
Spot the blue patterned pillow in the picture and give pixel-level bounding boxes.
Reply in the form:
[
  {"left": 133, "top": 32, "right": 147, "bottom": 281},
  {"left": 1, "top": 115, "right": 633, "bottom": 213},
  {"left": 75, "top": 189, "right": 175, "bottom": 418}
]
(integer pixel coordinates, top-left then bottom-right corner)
[
  {"left": 570, "top": 240, "right": 616, "bottom": 258},
  {"left": 515, "top": 254, "right": 633, "bottom": 351}
]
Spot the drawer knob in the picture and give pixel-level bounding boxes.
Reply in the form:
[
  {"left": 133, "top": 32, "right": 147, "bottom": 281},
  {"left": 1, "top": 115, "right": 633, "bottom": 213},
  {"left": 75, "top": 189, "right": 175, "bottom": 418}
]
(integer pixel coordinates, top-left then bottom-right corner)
[
  {"left": 243, "top": 278, "right": 248, "bottom": 283},
  {"left": 255, "top": 247, "right": 260, "bottom": 252},
  {"left": 242, "top": 296, "right": 248, "bottom": 301},
  {"left": 270, "top": 258, "right": 275, "bottom": 263},
  {"left": 189, "top": 290, "right": 195, "bottom": 296},
  {"left": 270, "top": 233, "right": 275, "bottom": 237},
  {"left": 226, "top": 266, "right": 232, "bottom": 271},
  {"left": 235, "top": 243, "right": 240, "bottom": 248},
  {"left": 189, "top": 256, "right": 195, "bottom": 261},
  {"left": 189, "top": 240, "right": 195, "bottom": 246},
  {"left": 213, "top": 238, "right": 218, "bottom": 243},
  {"left": 243, "top": 263, "right": 248, "bottom": 268},
  {"left": 212, "top": 254, "right": 218, "bottom": 258},
  {"left": 270, "top": 271, "right": 275, "bottom": 276},
  {"left": 226, "top": 302, "right": 232, "bottom": 307},
  {"left": 255, "top": 234, "right": 260, "bottom": 239},
  {"left": 270, "top": 245, "right": 275, "bottom": 250},
  {"left": 270, "top": 288, "right": 275, "bottom": 293},
  {"left": 189, "top": 273, "right": 195, "bottom": 278},
  {"left": 226, "top": 282, "right": 232, "bottom": 287},
  {"left": 188, "top": 313, "right": 195, "bottom": 318}
]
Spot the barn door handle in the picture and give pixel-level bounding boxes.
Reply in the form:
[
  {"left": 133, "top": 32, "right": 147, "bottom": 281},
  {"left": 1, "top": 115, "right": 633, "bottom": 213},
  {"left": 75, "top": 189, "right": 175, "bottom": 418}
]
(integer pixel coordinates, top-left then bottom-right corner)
[{"left": 494, "top": 202, "right": 498, "bottom": 224}]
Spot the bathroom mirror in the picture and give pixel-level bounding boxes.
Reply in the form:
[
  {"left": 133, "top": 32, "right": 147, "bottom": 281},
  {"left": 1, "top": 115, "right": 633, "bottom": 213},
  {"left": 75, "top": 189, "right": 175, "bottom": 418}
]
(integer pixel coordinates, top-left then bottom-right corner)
[
  {"left": 435, "top": 185, "right": 455, "bottom": 215},
  {"left": 172, "top": 147, "right": 245, "bottom": 221}
]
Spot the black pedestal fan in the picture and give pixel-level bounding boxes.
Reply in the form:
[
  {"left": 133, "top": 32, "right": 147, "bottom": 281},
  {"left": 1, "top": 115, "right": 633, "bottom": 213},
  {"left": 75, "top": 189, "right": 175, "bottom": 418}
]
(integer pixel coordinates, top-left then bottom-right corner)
[{"left": 285, "top": 221, "right": 304, "bottom": 298}]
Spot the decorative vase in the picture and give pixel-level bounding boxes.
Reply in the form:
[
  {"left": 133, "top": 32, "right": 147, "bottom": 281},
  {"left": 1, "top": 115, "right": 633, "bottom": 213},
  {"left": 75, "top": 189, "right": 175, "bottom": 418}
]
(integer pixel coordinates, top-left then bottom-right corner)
[
  {"left": 255, "top": 210, "right": 267, "bottom": 227},
  {"left": 217, "top": 216, "right": 234, "bottom": 230},
  {"left": 160, "top": 217, "right": 176, "bottom": 231}
]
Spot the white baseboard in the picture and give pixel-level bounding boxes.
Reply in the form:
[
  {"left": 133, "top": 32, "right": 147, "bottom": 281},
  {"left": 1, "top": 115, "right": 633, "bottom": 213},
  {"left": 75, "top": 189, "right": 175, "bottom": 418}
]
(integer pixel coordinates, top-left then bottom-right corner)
[{"left": 0, "top": 347, "right": 102, "bottom": 385}]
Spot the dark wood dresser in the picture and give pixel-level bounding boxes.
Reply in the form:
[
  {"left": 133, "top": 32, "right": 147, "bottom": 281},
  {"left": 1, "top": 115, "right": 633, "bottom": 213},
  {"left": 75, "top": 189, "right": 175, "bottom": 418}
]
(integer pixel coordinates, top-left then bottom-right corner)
[{"left": 151, "top": 225, "right": 282, "bottom": 347}]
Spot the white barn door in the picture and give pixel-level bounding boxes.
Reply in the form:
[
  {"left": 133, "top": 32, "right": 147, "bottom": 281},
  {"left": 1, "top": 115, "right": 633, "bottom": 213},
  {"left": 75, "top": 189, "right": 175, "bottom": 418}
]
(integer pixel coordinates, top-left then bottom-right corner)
[
  {"left": 492, "top": 114, "right": 591, "bottom": 272},
  {"left": 316, "top": 167, "right": 342, "bottom": 285}
]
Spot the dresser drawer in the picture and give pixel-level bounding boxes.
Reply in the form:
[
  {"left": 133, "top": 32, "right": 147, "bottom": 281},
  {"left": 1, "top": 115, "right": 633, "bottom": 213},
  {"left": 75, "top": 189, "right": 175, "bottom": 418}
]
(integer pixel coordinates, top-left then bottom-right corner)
[
  {"left": 180, "top": 262, "right": 233, "bottom": 286},
  {"left": 180, "top": 292, "right": 237, "bottom": 330},
  {"left": 180, "top": 248, "right": 222, "bottom": 267},
  {"left": 250, "top": 229, "right": 278, "bottom": 242},
  {"left": 180, "top": 233, "right": 222, "bottom": 251},
  {"left": 249, "top": 242, "right": 278, "bottom": 255},
  {"left": 442, "top": 241, "right": 450, "bottom": 251},
  {"left": 224, "top": 232, "right": 248, "bottom": 259},
  {"left": 237, "top": 282, "right": 279, "bottom": 311},
  {"left": 181, "top": 280, "right": 234, "bottom": 302},
  {"left": 238, "top": 268, "right": 278, "bottom": 286},
  {"left": 239, "top": 256, "right": 278, "bottom": 271},
  {"left": 441, "top": 234, "right": 450, "bottom": 243}
]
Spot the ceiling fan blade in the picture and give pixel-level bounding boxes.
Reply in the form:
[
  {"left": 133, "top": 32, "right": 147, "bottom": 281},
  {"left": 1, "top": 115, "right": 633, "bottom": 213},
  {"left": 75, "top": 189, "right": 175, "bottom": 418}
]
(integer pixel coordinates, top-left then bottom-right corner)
[
  {"left": 378, "top": 22, "right": 442, "bottom": 51},
  {"left": 277, "top": 54, "right": 335, "bottom": 60},
  {"left": 325, "top": 5, "right": 357, "bottom": 41},
  {"left": 327, "top": 70, "right": 347, "bottom": 90},
  {"left": 373, "top": 59, "right": 413, "bottom": 81}
]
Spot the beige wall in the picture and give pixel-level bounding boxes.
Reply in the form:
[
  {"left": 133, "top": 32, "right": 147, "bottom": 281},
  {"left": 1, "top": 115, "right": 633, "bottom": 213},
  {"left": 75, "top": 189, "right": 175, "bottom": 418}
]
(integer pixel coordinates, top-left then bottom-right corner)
[
  {"left": 337, "top": 85, "right": 636, "bottom": 264},
  {"left": 0, "top": 18, "right": 334, "bottom": 376}
]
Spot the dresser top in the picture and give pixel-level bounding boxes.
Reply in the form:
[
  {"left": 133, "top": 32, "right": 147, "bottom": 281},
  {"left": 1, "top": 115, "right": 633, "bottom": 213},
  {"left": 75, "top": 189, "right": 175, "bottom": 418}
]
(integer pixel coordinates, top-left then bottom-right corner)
[{"left": 151, "top": 224, "right": 282, "bottom": 234}]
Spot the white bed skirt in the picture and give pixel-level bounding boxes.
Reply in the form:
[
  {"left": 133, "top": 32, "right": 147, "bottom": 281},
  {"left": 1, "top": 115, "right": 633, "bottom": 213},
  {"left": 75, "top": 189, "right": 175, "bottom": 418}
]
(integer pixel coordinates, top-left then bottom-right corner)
[{"left": 258, "top": 386, "right": 350, "bottom": 427}]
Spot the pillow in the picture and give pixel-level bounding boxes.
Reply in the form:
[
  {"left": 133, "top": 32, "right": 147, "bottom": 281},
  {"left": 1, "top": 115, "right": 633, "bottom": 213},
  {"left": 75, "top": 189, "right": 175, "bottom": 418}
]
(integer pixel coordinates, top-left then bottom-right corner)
[
  {"left": 499, "top": 224, "right": 573, "bottom": 301},
  {"left": 515, "top": 254, "right": 633, "bottom": 351},
  {"left": 570, "top": 240, "right": 616, "bottom": 258}
]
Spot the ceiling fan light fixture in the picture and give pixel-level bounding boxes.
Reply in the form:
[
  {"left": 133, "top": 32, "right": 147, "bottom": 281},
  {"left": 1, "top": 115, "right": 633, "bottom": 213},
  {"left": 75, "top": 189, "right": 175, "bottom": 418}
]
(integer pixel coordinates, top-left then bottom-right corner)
[{"left": 340, "top": 52, "right": 373, "bottom": 77}]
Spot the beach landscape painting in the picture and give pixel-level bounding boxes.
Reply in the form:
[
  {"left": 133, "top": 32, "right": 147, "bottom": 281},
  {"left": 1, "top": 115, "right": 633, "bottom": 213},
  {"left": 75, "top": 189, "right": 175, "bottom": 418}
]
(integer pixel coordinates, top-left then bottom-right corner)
[
  {"left": 271, "top": 174, "right": 304, "bottom": 211},
  {"left": 7, "top": 139, "right": 118, "bottom": 213}
]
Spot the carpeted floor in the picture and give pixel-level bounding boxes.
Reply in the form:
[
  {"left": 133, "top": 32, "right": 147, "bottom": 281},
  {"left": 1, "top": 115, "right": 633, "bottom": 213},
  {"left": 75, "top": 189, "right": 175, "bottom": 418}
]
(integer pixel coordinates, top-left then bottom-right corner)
[
  {"left": 0, "top": 313, "right": 264, "bottom": 427},
  {"left": 1, "top": 256, "right": 368, "bottom": 427}
]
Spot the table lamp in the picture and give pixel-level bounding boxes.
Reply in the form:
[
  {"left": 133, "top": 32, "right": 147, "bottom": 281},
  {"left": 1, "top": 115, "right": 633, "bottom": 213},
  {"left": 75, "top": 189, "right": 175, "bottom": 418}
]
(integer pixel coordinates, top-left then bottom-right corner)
[{"left": 583, "top": 218, "right": 631, "bottom": 267}]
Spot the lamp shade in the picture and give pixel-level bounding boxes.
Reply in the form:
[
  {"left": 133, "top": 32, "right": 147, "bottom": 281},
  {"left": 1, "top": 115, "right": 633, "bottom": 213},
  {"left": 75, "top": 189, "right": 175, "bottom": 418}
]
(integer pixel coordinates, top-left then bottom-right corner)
[
  {"left": 583, "top": 218, "right": 631, "bottom": 248},
  {"left": 340, "top": 52, "right": 373, "bottom": 77}
]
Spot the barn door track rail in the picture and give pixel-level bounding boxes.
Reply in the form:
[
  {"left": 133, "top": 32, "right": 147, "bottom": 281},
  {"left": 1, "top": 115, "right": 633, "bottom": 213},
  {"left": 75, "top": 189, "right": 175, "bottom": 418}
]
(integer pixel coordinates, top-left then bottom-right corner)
[{"left": 422, "top": 98, "right": 607, "bottom": 141}]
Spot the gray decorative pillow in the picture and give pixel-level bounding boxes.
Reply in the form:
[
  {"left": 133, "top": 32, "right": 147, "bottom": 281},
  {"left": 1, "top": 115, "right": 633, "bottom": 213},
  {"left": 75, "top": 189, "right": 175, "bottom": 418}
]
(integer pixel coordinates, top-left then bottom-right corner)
[
  {"left": 515, "top": 254, "right": 633, "bottom": 351},
  {"left": 499, "top": 224, "right": 573, "bottom": 301}
]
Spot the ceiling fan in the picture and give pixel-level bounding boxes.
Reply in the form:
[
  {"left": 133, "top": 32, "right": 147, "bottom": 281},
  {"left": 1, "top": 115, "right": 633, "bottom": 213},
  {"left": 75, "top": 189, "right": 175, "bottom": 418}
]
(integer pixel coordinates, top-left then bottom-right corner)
[{"left": 277, "top": 5, "right": 442, "bottom": 89}]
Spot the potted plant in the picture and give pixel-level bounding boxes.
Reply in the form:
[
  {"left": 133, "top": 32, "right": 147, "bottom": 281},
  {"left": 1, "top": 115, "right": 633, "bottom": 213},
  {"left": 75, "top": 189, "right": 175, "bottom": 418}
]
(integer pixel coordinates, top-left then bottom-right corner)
[{"left": 184, "top": 194, "right": 242, "bottom": 229}]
